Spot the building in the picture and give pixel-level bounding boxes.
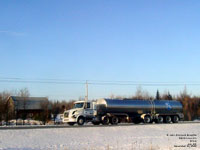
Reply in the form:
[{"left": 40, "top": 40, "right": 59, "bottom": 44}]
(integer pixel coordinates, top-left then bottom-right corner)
[{"left": 6, "top": 96, "right": 50, "bottom": 119}]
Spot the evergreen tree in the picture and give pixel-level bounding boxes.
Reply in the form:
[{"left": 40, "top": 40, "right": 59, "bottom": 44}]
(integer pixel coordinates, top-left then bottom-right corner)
[
  {"left": 156, "top": 90, "right": 160, "bottom": 100},
  {"left": 167, "top": 92, "right": 173, "bottom": 100}
]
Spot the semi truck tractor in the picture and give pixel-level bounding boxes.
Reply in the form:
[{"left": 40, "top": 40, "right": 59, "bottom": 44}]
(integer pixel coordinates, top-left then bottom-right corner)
[{"left": 63, "top": 99, "right": 184, "bottom": 125}]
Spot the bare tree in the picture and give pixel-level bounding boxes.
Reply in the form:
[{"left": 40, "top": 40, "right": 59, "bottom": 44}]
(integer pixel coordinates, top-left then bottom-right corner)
[
  {"left": 133, "top": 86, "right": 152, "bottom": 100},
  {"left": 18, "top": 88, "right": 30, "bottom": 97},
  {"left": 135, "top": 86, "right": 143, "bottom": 99},
  {"left": 110, "top": 94, "right": 115, "bottom": 99},
  {"left": 51, "top": 101, "right": 60, "bottom": 124},
  {"left": 40, "top": 100, "right": 50, "bottom": 125},
  {"left": 0, "top": 94, "right": 6, "bottom": 125},
  {"left": 0, "top": 91, "right": 13, "bottom": 125},
  {"left": 18, "top": 88, "right": 30, "bottom": 125},
  {"left": 180, "top": 86, "right": 190, "bottom": 99}
]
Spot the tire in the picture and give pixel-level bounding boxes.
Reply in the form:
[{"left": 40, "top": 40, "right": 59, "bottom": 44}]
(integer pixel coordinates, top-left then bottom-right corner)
[
  {"left": 77, "top": 117, "right": 85, "bottom": 125},
  {"left": 144, "top": 115, "right": 151, "bottom": 124},
  {"left": 156, "top": 116, "right": 164, "bottom": 123},
  {"left": 110, "top": 116, "right": 119, "bottom": 125},
  {"left": 68, "top": 122, "right": 75, "bottom": 126},
  {"left": 172, "top": 116, "right": 179, "bottom": 123},
  {"left": 102, "top": 116, "right": 109, "bottom": 125},
  {"left": 165, "top": 116, "right": 171, "bottom": 123}
]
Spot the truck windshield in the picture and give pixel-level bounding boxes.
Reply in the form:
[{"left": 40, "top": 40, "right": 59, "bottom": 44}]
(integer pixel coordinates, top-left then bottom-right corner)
[{"left": 74, "top": 103, "right": 84, "bottom": 108}]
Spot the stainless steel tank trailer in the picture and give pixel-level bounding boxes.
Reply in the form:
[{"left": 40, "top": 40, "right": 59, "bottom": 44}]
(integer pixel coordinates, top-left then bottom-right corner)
[{"left": 63, "top": 99, "right": 184, "bottom": 125}]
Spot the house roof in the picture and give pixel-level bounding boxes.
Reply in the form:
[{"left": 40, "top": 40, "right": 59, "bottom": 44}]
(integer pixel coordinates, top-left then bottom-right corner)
[{"left": 8, "top": 96, "right": 49, "bottom": 110}]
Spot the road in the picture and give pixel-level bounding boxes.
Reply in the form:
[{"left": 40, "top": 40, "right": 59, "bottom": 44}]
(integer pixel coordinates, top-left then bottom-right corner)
[{"left": 0, "top": 121, "right": 199, "bottom": 130}]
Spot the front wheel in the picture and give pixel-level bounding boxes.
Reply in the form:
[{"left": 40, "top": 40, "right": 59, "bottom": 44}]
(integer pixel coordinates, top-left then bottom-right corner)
[{"left": 77, "top": 117, "right": 85, "bottom": 126}]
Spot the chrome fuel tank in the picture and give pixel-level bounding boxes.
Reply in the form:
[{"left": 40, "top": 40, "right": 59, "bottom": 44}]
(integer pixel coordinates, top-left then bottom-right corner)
[
  {"left": 153, "top": 100, "right": 183, "bottom": 114},
  {"left": 97, "top": 99, "right": 152, "bottom": 114},
  {"left": 96, "top": 99, "right": 183, "bottom": 115}
]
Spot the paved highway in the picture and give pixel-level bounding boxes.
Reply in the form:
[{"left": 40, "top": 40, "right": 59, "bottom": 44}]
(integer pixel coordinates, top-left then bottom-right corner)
[{"left": 0, "top": 121, "right": 199, "bottom": 130}]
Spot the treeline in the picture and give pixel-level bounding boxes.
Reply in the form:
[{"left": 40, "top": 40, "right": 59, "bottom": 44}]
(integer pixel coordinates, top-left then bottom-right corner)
[{"left": 0, "top": 87, "right": 200, "bottom": 125}]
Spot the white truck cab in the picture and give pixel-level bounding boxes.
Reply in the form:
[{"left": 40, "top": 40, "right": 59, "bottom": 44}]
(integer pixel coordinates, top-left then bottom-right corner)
[{"left": 63, "top": 101, "right": 97, "bottom": 125}]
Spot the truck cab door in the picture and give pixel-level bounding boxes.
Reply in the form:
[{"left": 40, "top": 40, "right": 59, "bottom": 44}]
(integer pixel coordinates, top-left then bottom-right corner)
[{"left": 84, "top": 102, "right": 94, "bottom": 117}]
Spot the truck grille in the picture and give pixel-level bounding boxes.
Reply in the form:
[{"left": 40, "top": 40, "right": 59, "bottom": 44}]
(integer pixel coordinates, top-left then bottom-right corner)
[{"left": 64, "top": 112, "right": 69, "bottom": 118}]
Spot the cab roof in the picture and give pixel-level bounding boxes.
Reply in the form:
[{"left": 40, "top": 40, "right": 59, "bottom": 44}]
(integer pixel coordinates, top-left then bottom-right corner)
[{"left": 74, "top": 101, "right": 86, "bottom": 104}]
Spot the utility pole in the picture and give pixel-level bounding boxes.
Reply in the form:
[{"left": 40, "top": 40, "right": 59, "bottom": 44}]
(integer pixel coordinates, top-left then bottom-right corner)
[{"left": 85, "top": 80, "right": 88, "bottom": 108}]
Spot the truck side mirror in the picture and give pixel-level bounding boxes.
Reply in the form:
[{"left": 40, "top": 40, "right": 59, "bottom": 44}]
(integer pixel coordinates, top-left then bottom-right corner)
[{"left": 83, "top": 102, "right": 90, "bottom": 109}]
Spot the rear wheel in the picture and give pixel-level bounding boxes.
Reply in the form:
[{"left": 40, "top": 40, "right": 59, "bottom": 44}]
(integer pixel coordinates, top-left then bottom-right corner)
[
  {"left": 156, "top": 116, "right": 164, "bottom": 123},
  {"left": 110, "top": 116, "right": 119, "bottom": 125},
  {"left": 102, "top": 116, "right": 109, "bottom": 125},
  {"left": 165, "top": 116, "right": 171, "bottom": 123},
  {"left": 172, "top": 116, "right": 179, "bottom": 123},
  {"left": 144, "top": 115, "right": 151, "bottom": 123},
  {"left": 77, "top": 117, "right": 85, "bottom": 126}
]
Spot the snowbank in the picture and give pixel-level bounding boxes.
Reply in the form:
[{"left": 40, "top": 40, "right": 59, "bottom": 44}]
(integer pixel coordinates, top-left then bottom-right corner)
[
  {"left": 0, "top": 119, "right": 43, "bottom": 126},
  {"left": 0, "top": 123, "right": 199, "bottom": 150}
]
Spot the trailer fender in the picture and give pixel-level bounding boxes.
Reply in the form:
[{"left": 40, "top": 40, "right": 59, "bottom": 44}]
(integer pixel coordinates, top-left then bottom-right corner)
[
  {"left": 154, "top": 114, "right": 160, "bottom": 119},
  {"left": 140, "top": 114, "right": 150, "bottom": 119},
  {"left": 177, "top": 113, "right": 184, "bottom": 120}
]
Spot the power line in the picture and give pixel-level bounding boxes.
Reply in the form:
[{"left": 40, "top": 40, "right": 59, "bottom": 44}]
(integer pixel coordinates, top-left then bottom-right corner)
[
  {"left": 1, "top": 79, "right": 200, "bottom": 86},
  {"left": 1, "top": 77, "right": 200, "bottom": 84},
  {"left": 89, "top": 82, "right": 200, "bottom": 86},
  {"left": 0, "top": 77, "right": 84, "bottom": 82},
  {"left": 0, "top": 79, "right": 85, "bottom": 85}
]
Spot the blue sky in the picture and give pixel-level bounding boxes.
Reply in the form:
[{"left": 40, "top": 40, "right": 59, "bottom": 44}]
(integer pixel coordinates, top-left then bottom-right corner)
[{"left": 0, "top": 1, "right": 200, "bottom": 100}]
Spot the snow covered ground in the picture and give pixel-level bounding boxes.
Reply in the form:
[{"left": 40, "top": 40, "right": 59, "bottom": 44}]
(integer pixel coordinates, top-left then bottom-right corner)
[{"left": 0, "top": 123, "right": 200, "bottom": 150}]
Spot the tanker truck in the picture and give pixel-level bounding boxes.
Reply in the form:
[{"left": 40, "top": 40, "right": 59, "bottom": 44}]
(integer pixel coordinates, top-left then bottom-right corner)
[{"left": 63, "top": 99, "right": 184, "bottom": 125}]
